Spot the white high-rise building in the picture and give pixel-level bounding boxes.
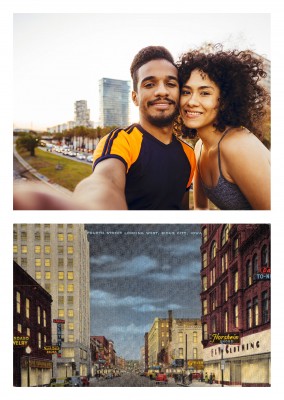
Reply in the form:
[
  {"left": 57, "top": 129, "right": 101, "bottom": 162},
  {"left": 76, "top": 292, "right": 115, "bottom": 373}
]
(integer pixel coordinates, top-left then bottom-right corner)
[{"left": 13, "top": 224, "right": 90, "bottom": 377}]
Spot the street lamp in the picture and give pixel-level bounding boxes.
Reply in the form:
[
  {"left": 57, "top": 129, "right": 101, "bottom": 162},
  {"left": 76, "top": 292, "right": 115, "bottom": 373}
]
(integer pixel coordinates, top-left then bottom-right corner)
[
  {"left": 65, "top": 363, "right": 68, "bottom": 377},
  {"left": 25, "top": 345, "right": 32, "bottom": 387}
]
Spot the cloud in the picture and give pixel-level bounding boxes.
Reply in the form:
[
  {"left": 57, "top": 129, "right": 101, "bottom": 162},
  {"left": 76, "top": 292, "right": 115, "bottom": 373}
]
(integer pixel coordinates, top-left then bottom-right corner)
[
  {"left": 90, "top": 289, "right": 161, "bottom": 309},
  {"left": 91, "top": 255, "right": 158, "bottom": 278},
  {"left": 108, "top": 323, "right": 151, "bottom": 335}
]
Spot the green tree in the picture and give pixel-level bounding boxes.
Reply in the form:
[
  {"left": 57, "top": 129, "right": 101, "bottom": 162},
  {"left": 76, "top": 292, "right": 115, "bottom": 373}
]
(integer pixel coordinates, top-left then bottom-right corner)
[{"left": 16, "top": 133, "right": 40, "bottom": 156}]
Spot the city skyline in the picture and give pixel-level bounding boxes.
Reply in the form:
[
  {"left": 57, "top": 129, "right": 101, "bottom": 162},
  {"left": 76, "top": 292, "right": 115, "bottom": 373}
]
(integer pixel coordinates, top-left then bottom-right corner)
[{"left": 13, "top": 13, "right": 270, "bottom": 131}]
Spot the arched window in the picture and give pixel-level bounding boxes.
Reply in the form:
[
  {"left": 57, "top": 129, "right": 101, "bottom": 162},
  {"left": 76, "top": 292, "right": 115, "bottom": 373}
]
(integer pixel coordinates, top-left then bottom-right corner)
[
  {"left": 252, "top": 254, "right": 258, "bottom": 275},
  {"left": 221, "top": 225, "right": 229, "bottom": 246},
  {"left": 261, "top": 245, "right": 268, "bottom": 266},
  {"left": 210, "top": 241, "right": 217, "bottom": 260}
]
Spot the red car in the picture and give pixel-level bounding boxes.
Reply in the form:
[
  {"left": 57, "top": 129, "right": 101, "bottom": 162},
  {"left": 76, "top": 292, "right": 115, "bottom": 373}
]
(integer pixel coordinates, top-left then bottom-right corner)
[
  {"left": 80, "top": 376, "right": 89, "bottom": 386},
  {"left": 155, "top": 373, "right": 168, "bottom": 384}
]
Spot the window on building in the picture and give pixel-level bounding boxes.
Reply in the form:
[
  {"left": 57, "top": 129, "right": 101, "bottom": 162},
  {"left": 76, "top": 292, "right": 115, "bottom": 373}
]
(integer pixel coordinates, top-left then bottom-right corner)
[
  {"left": 67, "top": 272, "right": 74, "bottom": 280},
  {"left": 202, "top": 299, "right": 208, "bottom": 315},
  {"left": 63, "top": 348, "right": 75, "bottom": 358},
  {"left": 210, "top": 267, "right": 216, "bottom": 285},
  {"left": 246, "top": 260, "right": 252, "bottom": 286},
  {"left": 35, "top": 258, "right": 41, "bottom": 267},
  {"left": 67, "top": 284, "right": 74, "bottom": 292},
  {"left": 224, "top": 311, "right": 228, "bottom": 332},
  {"left": 233, "top": 238, "right": 239, "bottom": 258},
  {"left": 202, "top": 227, "right": 208, "bottom": 243},
  {"left": 21, "top": 231, "right": 27, "bottom": 241},
  {"left": 45, "top": 258, "right": 51, "bottom": 267},
  {"left": 67, "top": 259, "right": 73, "bottom": 268},
  {"left": 45, "top": 283, "right": 51, "bottom": 292},
  {"left": 67, "top": 233, "right": 74, "bottom": 241},
  {"left": 202, "top": 323, "right": 208, "bottom": 341},
  {"left": 58, "top": 296, "right": 64, "bottom": 305},
  {"left": 38, "top": 332, "right": 42, "bottom": 349},
  {"left": 21, "top": 245, "right": 27, "bottom": 254},
  {"left": 253, "top": 297, "right": 259, "bottom": 327},
  {"left": 67, "top": 296, "right": 73, "bottom": 305},
  {"left": 68, "top": 334, "right": 74, "bottom": 342},
  {"left": 58, "top": 271, "right": 64, "bottom": 280},
  {"left": 34, "top": 245, "right": 41, "bottom": 254},
  {"left": 13, "top": 230, "right": 18, "bottom": 240},
  {"left": 58, "top": 258, "right": 64, "bottom": 267},
  {"left": 68, "top": 309, "right": 74, "bottom": 317},
  {"left": 233, "top": 270, "right": 238, "bottom": 292},
  {"left": 262, "top": 291, "right": 269, "bottom": 324},
  {"left": 67, "top": 224, "right": 73, "bottom": 229},
  {"left": 193, "top": 332, "right": 197, "bottom": 343},
  {"left": 178, "top": 332, "right": 183, "bottom": 343},
  {"left": 68, "top": 323, "right": 74, "bottom": 330},
  {"left": 67, "top": 246, "right": 73, "bottom": 254},
  {"left": 17, "top": 323, "right": 22, "bottom": 333},
  {"left": 37, "top": 306, "right": 41, "bottom": 324},
  {"left": 13, "top": 245, "right": 18, "bottom": 254},
  {"left": 178, "top": 348, "right": 184, "bottom": 357},
  {"left": 35, "top": 271, "right": 42, "bottom": 280},
  {"left": 202, "top": 275, "right": 207, "bottom": 291},
  {"left": 58, "top": 309, "right": 64, "bottom": 318},
  {"left": 43, "top": 310, "right": 46, "bottom": 327},
  {"left": 44, "top": 232, "right": 50, "bottom": 242},
  {"left": 202, "top": 252, "right": 208, "bottom": 269},
  {"left": 58, "top": 284, "right": 64, "bottom": 292},
  {"left": 210, "top": 241, "right": 217, "bottom": 260},
  {"left": 210, "top": 291, "right": 216, "bottom": 311},
  {"left": 58, "top": 246, "right": 64, "bottom": 255},
  {"left": 26, "top": 298, "right": 30, "bottom": 318},
  {"left": 21, "top": 258, "right": 27, "bottom": 268},
  {"left": 44, "top": 245, "right": 51, "bottom": 254},
  {"left": 35, "top": 231, "right": 41, "bottom": 241},
  {"left": 44, "top": 224, "right": 50, "bottom": 228},
  {"left": 252, "top": 254, "right": 258, "bottom": 276},
  {"left": 221, "top": 280, "right": 228, "bottom": 303},
  {"left": 27, "top": 327, "right": 30, "bottom": 337},
  {"left": 16, "top": 291, "right": 21, "bottom": 313},
  {"left": 45, "top": 272, "right": 51, "bottom": 280},
  {"left": 44, "top": 335, "right": 47, "bottom": 344},
  {"left": 58, "top": 233, "right": 64, "bottom": 241},
  {"left": 221, "top": 252, "right": 228, "bottom": 273},
  {"left": 193, "top": 348, "right": 198, "bottom": 359},
  {"left": 261, "top": 245, "right": 269, "bottom": 266},
  {"left": 234, "top": 304, "right": 239, "bottom": 328},
  {"left": 221, "top": 225, "right": 229, "bottom": 246},
  {"left": 211, "top": 317, "right": 216, "bottom": 333},
  {"left": 247, "top": 300, "right": 252, "bottom": 329}
]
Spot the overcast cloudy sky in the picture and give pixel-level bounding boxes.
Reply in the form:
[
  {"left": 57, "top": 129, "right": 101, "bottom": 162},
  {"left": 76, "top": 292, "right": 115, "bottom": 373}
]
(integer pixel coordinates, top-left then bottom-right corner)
[{"left": 86, "top": 224, "right": 202, "bottom": 360}]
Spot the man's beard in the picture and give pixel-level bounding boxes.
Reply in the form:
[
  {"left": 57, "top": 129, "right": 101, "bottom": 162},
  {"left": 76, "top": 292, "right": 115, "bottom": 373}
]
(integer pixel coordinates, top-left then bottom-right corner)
[{"left": 146, "top": 107, "right": 179, "bottom": 128}]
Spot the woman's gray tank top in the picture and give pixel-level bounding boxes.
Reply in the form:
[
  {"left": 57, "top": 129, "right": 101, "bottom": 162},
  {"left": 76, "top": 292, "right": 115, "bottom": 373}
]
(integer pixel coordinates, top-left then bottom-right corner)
[{"left": 198, "top": 130, "right": 253, "bottom": 210}]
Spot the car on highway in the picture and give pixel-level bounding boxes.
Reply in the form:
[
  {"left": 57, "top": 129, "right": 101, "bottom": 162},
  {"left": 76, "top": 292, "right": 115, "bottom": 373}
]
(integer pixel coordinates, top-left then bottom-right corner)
[
  {"left": 86, "top": 155, "right": 93, "bottom": 163},
  {"left": 155, "top": 373, "right": 168, "bottom": 384},
  {"left": 76, "top": 153, "right": 86, "bottom": 160}
]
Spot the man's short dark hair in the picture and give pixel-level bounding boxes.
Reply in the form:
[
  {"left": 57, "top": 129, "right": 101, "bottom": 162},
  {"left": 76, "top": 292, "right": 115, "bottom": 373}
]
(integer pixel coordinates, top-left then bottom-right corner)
[{"left": 130, "top": 46, "right": 175, "bottom": 91}]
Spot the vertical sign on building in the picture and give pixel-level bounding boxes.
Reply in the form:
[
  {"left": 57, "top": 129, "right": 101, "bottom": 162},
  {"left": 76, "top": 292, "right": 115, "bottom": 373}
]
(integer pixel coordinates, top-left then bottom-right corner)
[{"left": 53, "top": 319, "right": 65, "bottom": 358}]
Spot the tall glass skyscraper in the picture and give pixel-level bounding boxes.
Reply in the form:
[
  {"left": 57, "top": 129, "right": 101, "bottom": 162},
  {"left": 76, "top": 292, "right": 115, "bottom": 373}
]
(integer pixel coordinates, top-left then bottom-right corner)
[{"left": 99, "top": 78, "right": 131, "bottom": 127}]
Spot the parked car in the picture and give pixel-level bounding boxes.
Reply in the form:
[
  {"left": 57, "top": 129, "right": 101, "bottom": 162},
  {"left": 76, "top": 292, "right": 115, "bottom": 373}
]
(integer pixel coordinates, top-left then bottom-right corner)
[
  {"left": 65, "top": 376, "right": 83, "bottom": 387},
  {"left": 86, "top": 155, "right": 93, "bottom": 163},
  {"left": 49, "top": 377, "right": 69, "bottom": 387},
  {"left": 80, "top": 376, "right": 90, "bottom": 386},
  {"left": 155, "top": 373, "right": 168, "bottom": 384},
  {"left": 76, "top": 153, "right": 86, "bottom": 160}
]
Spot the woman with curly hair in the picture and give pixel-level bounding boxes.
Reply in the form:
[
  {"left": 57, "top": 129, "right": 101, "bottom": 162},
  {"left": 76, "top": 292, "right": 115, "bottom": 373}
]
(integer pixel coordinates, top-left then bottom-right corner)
[{"left": 176, "top": 45, "right": 270, "bottom": 210}]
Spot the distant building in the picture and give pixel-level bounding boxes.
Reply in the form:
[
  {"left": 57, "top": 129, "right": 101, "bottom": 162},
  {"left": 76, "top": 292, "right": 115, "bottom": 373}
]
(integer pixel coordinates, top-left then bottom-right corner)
[
  {"left": 99, "top": 78, "right": 130, "bottom": 127},
  {"left": 13, "top": 224, "right": 90, "bottom": 378},
  {"left": 74, "top": 100, "right": 94, "bottom": 128},
  {"left": 13, "top": 261, "right": 53, "bottom": 387},
  {"left": 200, "top": 224, "right": 271, "bottom": 386}
]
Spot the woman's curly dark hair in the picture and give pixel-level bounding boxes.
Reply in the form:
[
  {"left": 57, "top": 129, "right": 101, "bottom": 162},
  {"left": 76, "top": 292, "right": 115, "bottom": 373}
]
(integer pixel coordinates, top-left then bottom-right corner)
[{"left": 175, "top": 44, "right": 270, "bottom": 140}]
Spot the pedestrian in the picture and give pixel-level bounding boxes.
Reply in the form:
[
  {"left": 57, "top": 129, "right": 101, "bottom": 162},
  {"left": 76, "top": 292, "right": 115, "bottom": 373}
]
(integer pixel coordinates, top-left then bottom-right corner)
[
  {"left": 205, "top": 372, "right": 208, "bottom": 383},
  {"left": 212, "top": 372, "right": 215, "bottom": 384},
  {"left": 14, "top": 46, "right": 196, "bottom": 210},
  {"left": 209, "top": 372, "right": 213, "bottom": 384},
  {"left": 176, "top": 44, "right": 270, "bottom": 210}
]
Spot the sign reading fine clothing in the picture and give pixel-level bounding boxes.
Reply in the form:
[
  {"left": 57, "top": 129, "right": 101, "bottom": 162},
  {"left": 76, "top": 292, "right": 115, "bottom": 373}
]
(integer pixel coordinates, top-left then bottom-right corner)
[{"left": 210, "top": 332, "right": 240, "bottom": 344}]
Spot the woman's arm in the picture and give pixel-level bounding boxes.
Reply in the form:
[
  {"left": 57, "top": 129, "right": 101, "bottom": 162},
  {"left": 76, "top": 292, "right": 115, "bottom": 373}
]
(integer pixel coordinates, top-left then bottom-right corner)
[{"left": 222, "top": 132, "right": 271, "bottom": 210}]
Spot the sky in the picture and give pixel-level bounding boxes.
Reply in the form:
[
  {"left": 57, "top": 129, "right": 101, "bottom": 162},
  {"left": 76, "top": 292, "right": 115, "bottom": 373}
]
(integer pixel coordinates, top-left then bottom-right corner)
[
  {"left": 86, "top": 223, "right": 202, "bottom": 360},
  {"left": 13, "top": 13, "right": 271, "bottom": 131}
]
